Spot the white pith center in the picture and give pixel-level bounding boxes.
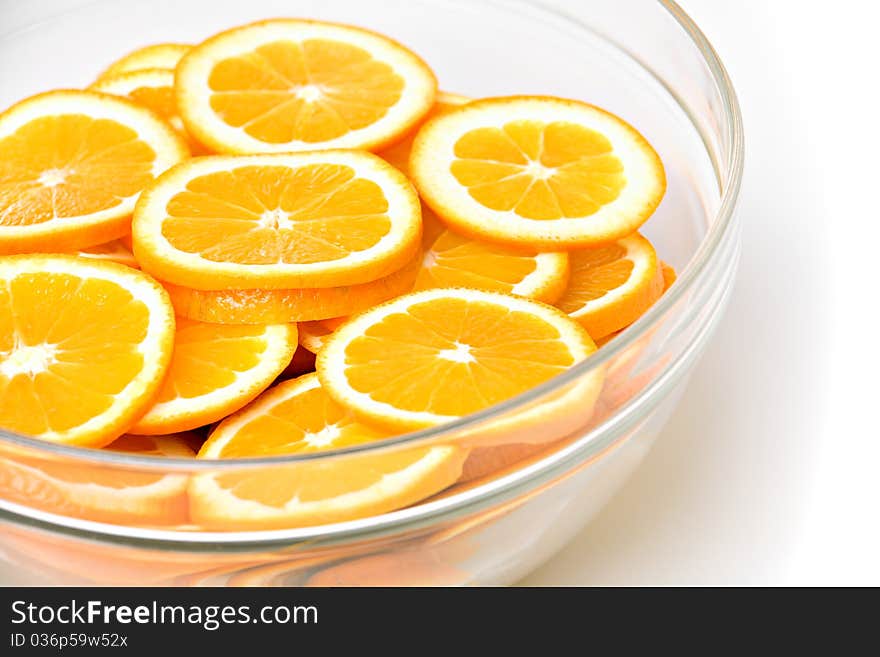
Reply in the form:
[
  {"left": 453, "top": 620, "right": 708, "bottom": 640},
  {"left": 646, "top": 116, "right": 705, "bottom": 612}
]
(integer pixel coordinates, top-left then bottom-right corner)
[
  {"left": 0, "top": 342, "right": 57, "bottom": 378},
  {"left": 523, "top": 160, "right": 555, "bottom": 180},
  {"left": 302, "top": 424, "right": 341, "bottom": 448},
  {"left": 38, "top": 168, "right": 68, "bottom": 187},
  {"left": 259, "top": 208, "right": 293, "bottom": 230},
  {"left": 438, "top": 341, "right": 476, "bottom": 363},
  {"left": 296, "top": 85, "right": 323, "bottom": 102}
]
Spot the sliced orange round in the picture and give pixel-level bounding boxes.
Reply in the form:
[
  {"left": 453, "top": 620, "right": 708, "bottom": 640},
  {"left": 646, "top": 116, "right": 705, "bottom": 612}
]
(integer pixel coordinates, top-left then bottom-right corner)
[
  {"left": 0, "top": 255, "right": 175, "bottom": 447},
  {"left": 0, "top": 90, "right": 189, "bottom": 254},
  {"left": 190, "top": 373, "right": 465, "bottom": 529},
  {"left": 0, "top": 433, "right": 195, "bottom": 526},
  {"left": 132, "top": 151, "right": 422, "bottom": 290},
  {"left": 415, "top": 229, "right": 569, "bottom": 303},
  {"left": 75, "top": 239, "right": 139, "bottom": 268},
  {"left": 97, "top": 43, "right": 191, "bottom": 80},
  {"left": 282, "top": 345, "right": 317, "bottom": 378},
  {"left": 129, "top": 319, "right": 297, "bottom": 435},
  {"left": 410, "top": 96, "right": 666, "bottom": 249},
  {"left": 176, "top": 19, "right": 437, "bottom": 154},
  {"left": 555, "top": 232, "right": 663, "bottom": 340},
  {"left": 318, "top": 287, "right": 598, "bottom": 430},
  {"left": 379, "top": 92, "right": 469, "bottom": 175},
  {"left": 162, "top": 250, "right": 420, "bottom": 324},
  {"left": 91, "top": 68, "right": 209, "bottom": 154}
]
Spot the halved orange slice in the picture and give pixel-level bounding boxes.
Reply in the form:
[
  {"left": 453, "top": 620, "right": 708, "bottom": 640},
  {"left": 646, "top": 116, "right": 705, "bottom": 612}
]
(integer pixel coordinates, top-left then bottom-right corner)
[
  {"left": 97, "top": 43, "right": 191, "bottom": 80},
  {"left": 0, "top": 433, "right": 195, "bottom": 526},
  {"left": 162, "top": 250, "right": 420, "bottom": 324},
  {"left": 0, "top": 255, "right": 175, "bottom": 446},
  {"left": 298, "top": 321, "right": 333, "bottom": 354},
  {"left": 91, "top": 68, "right": 209, "bottom": 154},
  {"left": 176, "top": 19, "right": 436, "bottom": 154},
  {"left": 555, "top": 232, "right": 663, "bottom": 339},
  {"left": 318, "top": 288, "right": 598, "bottom": 430},
  {"left": 410, "top": 96, "right": 665, "bottom": 248},
  {"left": 129, "top": 319, "right": 297, "bottom": 435},
  {"left": 190, "top": 373, "right": 465, "bottom": 529},
  {"left": 415, "top": 229, "right": 569, "bottom": 303},
  {"left": 0, "top": 90, "right": 188, "bottom": 254},
  {"left": 132, "top": 151, "right": 422, "bottom": 290}
]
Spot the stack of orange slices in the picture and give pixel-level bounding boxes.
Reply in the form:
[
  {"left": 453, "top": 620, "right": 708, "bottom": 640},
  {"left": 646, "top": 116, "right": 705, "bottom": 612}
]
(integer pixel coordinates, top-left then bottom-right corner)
[{"left": 0, "top": 18, "right": 674, "bottom": 530}]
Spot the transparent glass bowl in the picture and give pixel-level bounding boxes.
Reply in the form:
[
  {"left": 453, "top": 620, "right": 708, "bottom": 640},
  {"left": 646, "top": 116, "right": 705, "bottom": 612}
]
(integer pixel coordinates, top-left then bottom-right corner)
[{"left": 0, "top": 0, "right": 742, "bottom": 585}]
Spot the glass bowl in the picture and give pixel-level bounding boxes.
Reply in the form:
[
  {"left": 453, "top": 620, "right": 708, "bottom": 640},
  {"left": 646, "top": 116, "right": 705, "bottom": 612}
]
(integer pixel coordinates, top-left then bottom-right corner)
[{"left": 0, "top": 0, "right": 742, "bottom": 585}]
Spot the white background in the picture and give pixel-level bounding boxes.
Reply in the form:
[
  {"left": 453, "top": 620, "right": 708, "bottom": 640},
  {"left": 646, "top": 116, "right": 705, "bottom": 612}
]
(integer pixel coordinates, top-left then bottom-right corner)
[{"left": 526, "top": 0, "right": 880, "bottom": 585}]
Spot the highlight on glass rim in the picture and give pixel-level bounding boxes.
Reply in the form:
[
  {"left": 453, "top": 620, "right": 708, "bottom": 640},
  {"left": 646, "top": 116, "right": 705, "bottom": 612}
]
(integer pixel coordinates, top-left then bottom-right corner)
[{"left": 0, "top": 0, "right": 765, "bottom": 593}]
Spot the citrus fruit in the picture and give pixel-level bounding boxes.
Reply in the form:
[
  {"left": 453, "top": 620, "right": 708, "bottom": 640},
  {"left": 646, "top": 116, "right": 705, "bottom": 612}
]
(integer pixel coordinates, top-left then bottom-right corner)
[
  {"left": 175, "top": 19, "right": 436, "bottom": 154},
  {"left": 555, "top": 232, "right": 663, "bottom": 339},
  {"left": 410, "top": 96, "right": 665, "bottom": 248},
  {"left": 97, "top": 43, "right": 191, "bottom": 80},
  {"left": 661, "top": 260, "right": 676, "bottom": 290},
  {"left": 190, "top": 373, "right": 465, "bottom": 529},
  {"left": 91, "top": 68, "right": 208, "bottom": 154},
  {"left": 415, "top": 229, "right": 569, "bottom": 303},
  {"left": 162, "top": 250, "right": 420, "bottom": 324},
  {"left": 0, "top": 433, "right": 194, "bottom": 526},
  {"left": 317, "top": 287, "right": 598, "bottom": 430},
  {"left": 0, "top": 255, "right": 175, "bottom": 446},
  {"left": 129, "top": 319, "right": 297, "bottom": 435},
  {"left": 0, "top": 90, "right": 188, "bottom": 254},
  {"left": 298, "top": 321, "right": 333, "bottom": 354},
  {"left": 76, "top": 239, "right": 138, "bottom": 268},
  {"left": 132, "top": 151, "right": 422, "bottom": 289},
  {"left": 281, "top": 345, "right": 317, "bottom": 377}
]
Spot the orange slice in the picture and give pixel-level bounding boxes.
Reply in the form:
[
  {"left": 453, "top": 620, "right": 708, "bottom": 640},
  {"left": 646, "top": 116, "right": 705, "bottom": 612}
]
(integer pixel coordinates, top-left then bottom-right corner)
[
  {"left": 75, "top": 239, "right": 139, "bottom": 268},
  {"left": 129, "top": 319, "right": 297, "bottom": 435},
  {"left": 0, "top": 255, "right": 175, "bottom": 446},
  {"left": 97, "top": 43, "right": 191, "bottom": 80},
  {"left": 661, "top": 260, "right": 677, "bottom": 290},
  {"left": 379, "top": 92, "right": 469, "bottom": 175},
  {"left": 0, "top": 90, "right": 189, "bottom": 254},
  {"left": 282, "top": 345, "right": 317, "bottom": 377},
  {"left": 190, "top": 373, "right": 465, "bottom": 529},
  {"left": 410, "top": 96, "right": 665, "bottom": 249},
  {"left": 0, "top": 433, "right": 195, "bottom": 526},
  {"left": 415, "top": 229, "right": 569, "bottom": 303},
  {"left": 555, "top": 232, "right": 663, "bottom": 339},
  {"left": 298, "top": 321, "right": 333, "bottom": 354},
  {"left": 318, "top": 287, "right": 598, "bottom": 430},
  {"left": 162, "top": 250, "right": 420, "bottom": 324},
  {"left": 175, "top": 19, "right": 437, "bottom": 154},
  {"left": 132, "top": 151, "right": 422, "bottom": 290},
  {"left": 91, "top": 68, "right": 209, "bottom": 154}
]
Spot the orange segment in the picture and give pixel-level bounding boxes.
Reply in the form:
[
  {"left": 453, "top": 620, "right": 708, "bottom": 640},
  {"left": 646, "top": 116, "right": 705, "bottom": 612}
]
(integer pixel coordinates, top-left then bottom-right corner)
[
  {"left": 0, "top": 433, "right": 195, "bottom": 526},
  {"left": 129, "top": 319, "right": 297, "bottom": 435},
  {"left": 0, "top": 255, "right": 175, "bottom": 446},
  {"left": 132, "top": 151, "right": 422, "bottom": 290},
  {"left": 410, "top": 96, "right": 665, "bottom": 248},
  {"left": 0, "top": 90, "right": 188, "bottom": 254},
  {"left": 317, "top": 288, "right": 599, "bottom": 430},
  {"left": 91, "top": 68, "right": 210, "bottom": 154},
  {"left": 555, "top": 232, "right": 663, "bottom": 339},
  {"left": 190, "top": 373, "right": 465, "bottom": 529},
  {"left": 162, "top": 250, "right": 419, "bottom": 324},
  {"left": 176, "top": 19, "right": 437, "bottom": 153},
  {"left": 96, "top": 43, "right": 191, "bottom": 80},
  {"left": 415, "top": 229, "right": 569, "bottom": 303}
]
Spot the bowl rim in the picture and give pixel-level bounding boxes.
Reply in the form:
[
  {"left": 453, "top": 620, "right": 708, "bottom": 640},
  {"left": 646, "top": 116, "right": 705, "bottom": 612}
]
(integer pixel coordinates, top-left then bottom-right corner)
[{"left": 0, "top": 0, "right": 744, "bottom": 543}]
